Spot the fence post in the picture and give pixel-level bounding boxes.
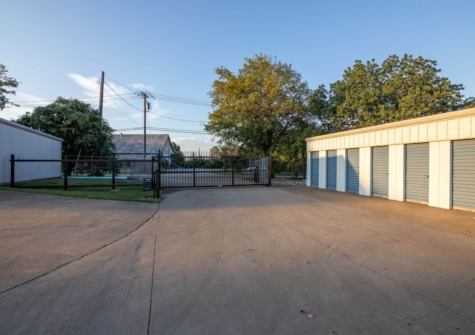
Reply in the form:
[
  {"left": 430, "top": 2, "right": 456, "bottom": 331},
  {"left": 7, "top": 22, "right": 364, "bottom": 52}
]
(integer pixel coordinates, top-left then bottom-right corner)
[
  {"left": 193, "top": 152, "right": 196, "bottom": 187},
  {"left": 112, "top": 154, "right": 116, "bottom": 190},
  {"left": 64, "top": 156, "right": 68, "bottom": 190},
  {"left": 10, "top": 155, "right": 15, "bottom": 187},
  {"left": 157, "top": 149, "right": 161, "bottom": 198},
  {"left": 151, "top": 156, "right": 155, "bottom": 194},
  {"left": 268, "top": 152, "right": 272, "bottom": 187},
  {"left": 231, "top": 157, "right": 235, "bottom": 186}
]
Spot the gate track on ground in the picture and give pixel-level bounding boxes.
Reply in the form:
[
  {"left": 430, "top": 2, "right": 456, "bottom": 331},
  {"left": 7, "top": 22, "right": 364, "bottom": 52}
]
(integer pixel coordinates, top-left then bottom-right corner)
[{"left": 0, "top": 203, "right": 161, "bottom": 296}]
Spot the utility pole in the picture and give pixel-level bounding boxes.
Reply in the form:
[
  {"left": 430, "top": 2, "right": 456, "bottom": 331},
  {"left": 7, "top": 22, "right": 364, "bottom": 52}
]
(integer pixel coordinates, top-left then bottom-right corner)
[
  {"left": 136, "top": 91, "right": 155, "bottom": 158},
  {"left": 98, "top": 71, "right": 104, "bottom": 118}
]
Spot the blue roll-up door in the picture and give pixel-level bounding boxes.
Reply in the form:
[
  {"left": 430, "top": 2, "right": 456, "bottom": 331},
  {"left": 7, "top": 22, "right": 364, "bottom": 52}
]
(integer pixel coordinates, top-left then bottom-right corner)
[
  {"left": 453, "top": 139, "right": 475, "bottom": 210},
  {"left": 347, "top": 148, "right": 359, "bottom": 193},
  {"left": 311, "top": 152, "right": 319, "bottom": 186},
  {"left": 372, "top": 146, "right": 389, "bottom": 197},
  {"left": 405, "top": 143, "right": 429, "bottom": 203},
  {"left": 327, "top": 150, "right": 337, "bottom": 189}
]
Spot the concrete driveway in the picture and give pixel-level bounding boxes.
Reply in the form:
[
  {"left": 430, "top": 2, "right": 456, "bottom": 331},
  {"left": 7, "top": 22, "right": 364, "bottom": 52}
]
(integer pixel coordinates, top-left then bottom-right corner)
[
  {"left": 1, "top": 188, "right": 475, "bottom": 334},
  {"left": 0, "top": 191, "right": 158, "bottom": 292}
]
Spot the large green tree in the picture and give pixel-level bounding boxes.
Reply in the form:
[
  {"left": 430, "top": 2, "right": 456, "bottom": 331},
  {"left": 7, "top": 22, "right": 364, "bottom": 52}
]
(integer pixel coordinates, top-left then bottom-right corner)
[
  {"left": 15, "top": 97, "right": 115, "bottom": 157},
  {"left": 205, "top": 54, "right": 316, "bottom": 155},
  {"left": 0, "top": 64, "right": 20, "bottom": 110},
  {"left": 171, "top": 141, "right": 185, "bottom": 165},
  {"left": 319, "top": 55, "right": 475, "bottom": 130}
]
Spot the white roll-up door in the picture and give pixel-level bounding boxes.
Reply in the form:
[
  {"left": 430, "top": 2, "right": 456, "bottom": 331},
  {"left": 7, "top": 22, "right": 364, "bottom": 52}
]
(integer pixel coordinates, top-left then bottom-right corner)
[
  {"left": 346, "top": 148, "right": 359, "bottom": 193},
  {"left": 311, "top": 152, "right": 319, "bottom": 186},
  {"left": 405, "top": 143, "right": 429, "bottom": 203},
  {"left": 372, "top": 146, "right": 389, "bottom": 197},
  {"left": 453, "top": 139, "right": 475, "bottom": 210},
  {"left": 327, "top": 150, "right": 337, "bottom": 189}
]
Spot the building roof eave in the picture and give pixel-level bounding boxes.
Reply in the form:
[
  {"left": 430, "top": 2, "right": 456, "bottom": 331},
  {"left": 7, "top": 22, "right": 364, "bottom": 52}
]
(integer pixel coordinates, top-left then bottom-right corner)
[{"left": 306, "top": 107, "right": 475, "bottom": 142}]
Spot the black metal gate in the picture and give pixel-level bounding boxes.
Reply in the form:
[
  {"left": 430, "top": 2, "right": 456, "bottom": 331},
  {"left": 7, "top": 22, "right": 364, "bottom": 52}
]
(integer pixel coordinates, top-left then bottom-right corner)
[{"left": 156, "top": 152, "right": 271, "bottom": 189}]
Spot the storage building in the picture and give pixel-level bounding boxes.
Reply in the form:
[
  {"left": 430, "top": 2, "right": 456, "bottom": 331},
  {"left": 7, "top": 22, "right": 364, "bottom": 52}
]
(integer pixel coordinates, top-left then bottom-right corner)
[
  {"left": 306, "top": 108, "right": 475, "bottom": 211},
  {"left": 0, "top": 118, "right": 63, "bottom": 185},
  {"left": 112, "top": 133, "right": 175, "bottom": 159}
]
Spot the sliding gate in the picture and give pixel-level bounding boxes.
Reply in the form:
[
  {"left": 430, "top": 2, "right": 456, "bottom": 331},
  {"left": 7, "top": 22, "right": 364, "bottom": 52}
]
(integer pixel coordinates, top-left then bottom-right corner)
[{"left": 158, "top": 153, "right": 271, "bottom": 189}]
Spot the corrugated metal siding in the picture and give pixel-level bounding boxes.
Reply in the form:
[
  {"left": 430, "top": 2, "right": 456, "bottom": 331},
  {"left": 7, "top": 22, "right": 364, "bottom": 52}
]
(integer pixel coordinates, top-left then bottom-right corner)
[
  {"left": 453, "top": 139, "right": 475, "bottom": 210},
  {"left": 327, "top": 150, "right": 337, "bottom": 189},
  {"left": 310, "top": 152, "right": 319, "bottom": 186},
  {"left": 113, "top": 134, "right": 170, "bottom": 154},
  {"left": 372, "top": 146, "right": 389, "bottom": 197},
  {"left": 405, "top": 143, "right": 429, "bottom": 203},
  {"left": 0, "top": 122, "right": 62, "bottom": 184},
  {"left": 347, "top": 148, "right": 359, "bottom": 193},
  {"left": 306, "top": 108, "right": 475, "bottom": 151}
]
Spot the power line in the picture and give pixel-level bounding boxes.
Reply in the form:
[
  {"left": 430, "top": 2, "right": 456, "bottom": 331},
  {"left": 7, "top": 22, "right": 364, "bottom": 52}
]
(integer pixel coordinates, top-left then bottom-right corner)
[
  {"left": 104, "top": 74, "right": 132, "bottom": 92},
  {"left": 114, "top": 126, "right": 208, "bottom": 135},
  {"left": 104, "top": 81, "right": 143, "bottom": 112},
  {"left": 153, "top": 95, "right": 211, "bottom": 106},
  {"left": 147, "top": 111, "right": 206, "bottom": 123},
  {"left": 103, "top": 101, "right": 140, "bottom": 126},
  {"left": 12, "top": 95, "right": 140, "bottom": 104},
  {"left": 92, "top": 79, "right": 100, "bottom": 109},
  {"left": 106, "top": 74, "right": 212, "bottom": 106},
  {"left": 149, "top": 127, "right": 208, "bottom": 134},
  {"left": 13, "top": 91, "right": 212, "bottom": 107}
]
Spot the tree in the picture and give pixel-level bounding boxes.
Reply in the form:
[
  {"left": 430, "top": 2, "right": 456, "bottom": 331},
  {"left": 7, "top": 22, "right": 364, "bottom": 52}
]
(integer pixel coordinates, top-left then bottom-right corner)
[
  {"left": 15, "top": 97, "right": 115, "bottom": 159},
  {"left": 322, "top": 55, "right": 475, "bottom": 130},
  {"left": 209, "top": 144, "right": 239, "bottom": 157},
  {"left": 171, "top": 141, "right": 184, "bottom": 166},
  {"left": 0, "top": 64, "right": 20, "bottom": 110},
  {"left": 205, "top": 54, "right": 315, "bottom": 155}
]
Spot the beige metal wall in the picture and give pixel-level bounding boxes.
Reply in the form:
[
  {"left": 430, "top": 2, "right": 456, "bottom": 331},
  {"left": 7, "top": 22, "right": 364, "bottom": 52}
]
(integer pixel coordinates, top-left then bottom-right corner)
[
  {"left": 307, "top": 108, "right": 475, "bottom": 152},
  {"left": 306, "top": 108, "right": 475, "bottom": 210},
  {"left": 0, "top": 119, "right": 62, "bottom": 184}
]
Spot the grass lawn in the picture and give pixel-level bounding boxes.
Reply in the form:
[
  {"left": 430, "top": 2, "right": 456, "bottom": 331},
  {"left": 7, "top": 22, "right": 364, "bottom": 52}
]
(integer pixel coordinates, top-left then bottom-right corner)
[{"left": 0, "top": 178, "right": 160, "bottom": 203}]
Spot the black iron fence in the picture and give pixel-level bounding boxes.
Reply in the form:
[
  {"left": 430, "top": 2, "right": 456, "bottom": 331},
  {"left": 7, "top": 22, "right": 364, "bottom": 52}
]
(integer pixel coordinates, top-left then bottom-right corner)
[
  {"left": 8, "top": 151, "right": 271, "bottom": 196},
  {"left": 9, "top": 155, "right": 160, "bottom": 199},
  {"left": 272, "top": 160, "right": 306, "bottom": 178},
  {"left": 157, "top": 152, "right": 271, "bottom": 189}
]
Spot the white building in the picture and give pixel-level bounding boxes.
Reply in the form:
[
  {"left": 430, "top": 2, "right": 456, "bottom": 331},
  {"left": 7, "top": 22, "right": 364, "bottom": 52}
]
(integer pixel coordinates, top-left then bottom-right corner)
[
  {"left": 306, "top": 107, "right": 475, "bottom": 211},
  {"left": 0, "top": 118, "right": 63, "bottom": 185}
]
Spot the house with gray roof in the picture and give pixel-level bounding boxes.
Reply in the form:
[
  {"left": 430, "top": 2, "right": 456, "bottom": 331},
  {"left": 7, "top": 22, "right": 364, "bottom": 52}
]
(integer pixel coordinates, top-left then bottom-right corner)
[{"left": 112, "top": 134, "right": 175, "bottom": 162}]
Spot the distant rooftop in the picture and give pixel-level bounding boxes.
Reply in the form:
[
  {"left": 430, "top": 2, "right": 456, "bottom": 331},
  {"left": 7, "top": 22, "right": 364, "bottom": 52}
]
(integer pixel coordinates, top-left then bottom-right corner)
[{"left": 112, "top": 134, "right": 173, "bottom": 154}]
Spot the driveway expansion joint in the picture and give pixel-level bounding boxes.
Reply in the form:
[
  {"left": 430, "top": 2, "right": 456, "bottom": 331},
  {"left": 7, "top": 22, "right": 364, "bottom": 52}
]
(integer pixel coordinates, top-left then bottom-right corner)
[{"left": 0, "top": 203, "right": 160, "bottom": 295}]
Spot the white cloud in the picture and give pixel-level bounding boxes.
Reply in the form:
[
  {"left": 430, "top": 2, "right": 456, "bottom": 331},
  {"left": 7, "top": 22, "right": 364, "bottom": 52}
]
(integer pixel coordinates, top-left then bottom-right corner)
[
  {"left": 2, "top": 92, "right": 50, "bottom": 120},
  {"left": 174, "top": 137, "right": 196, "bottom": 141},
  {"left": 15, "top": 92, "right": 51, "bottom": 105},
  {"left": 66, "top": 73, "right": 100, "bottom": 98},
  {"left": 172, "top": 136, "right": 214, "bottom": 152},
  {"left": 1, "top": 106, "right": 28, "bottom": 120},
  {"left": 131, "top": 83, "right": 154, "bottom": 91},
  {"left": 66, "top": 73, "right": 133, "bottom": 109}
]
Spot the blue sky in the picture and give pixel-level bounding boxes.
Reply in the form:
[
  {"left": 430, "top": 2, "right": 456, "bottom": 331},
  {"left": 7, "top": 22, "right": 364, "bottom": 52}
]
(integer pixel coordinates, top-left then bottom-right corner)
[{"left": 2, "top": 0, "right": 475, "bottom": 151}]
